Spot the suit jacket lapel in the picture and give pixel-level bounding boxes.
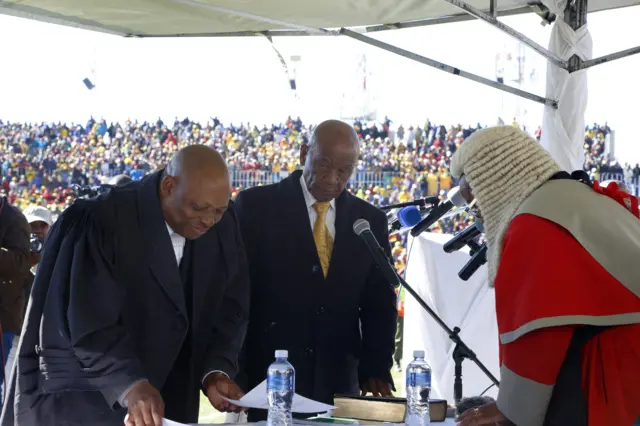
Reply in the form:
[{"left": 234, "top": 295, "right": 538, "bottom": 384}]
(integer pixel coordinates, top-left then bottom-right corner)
[
  {"left": 280, "top": 171, "right": 320, "bottom": 265},
  {"left": 137, "top": 172, "right": 187, "bottom": 316}
]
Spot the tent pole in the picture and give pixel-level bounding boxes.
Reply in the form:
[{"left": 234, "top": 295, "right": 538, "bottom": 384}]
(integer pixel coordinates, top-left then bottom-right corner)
[
  {"left": 579, "top": 45, "right": 640, "bottom": 70},
  {"left": 362, "top": 6, "right": 533, "bottom": 34},
  {"left": 340, "top": 28, "right": 558, "bottom": 108},
  {"left": 442, "top": 0, "right": 567, "bottom": 69},
  {"left": 489, "top": 0, "right": 497, "bottom": 18},
  {"left": 565, "top": 0, "right": 588, "bottom": 72}
]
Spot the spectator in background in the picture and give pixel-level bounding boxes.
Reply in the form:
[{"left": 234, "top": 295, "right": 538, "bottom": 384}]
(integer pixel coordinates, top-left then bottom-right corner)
[
  {"left": 109, "top": 174, "right": 133, "bottom": 186},
  {"left": 0, "top": 196, "right": 30, "bottom": 398},
  {"left": 393, "top": 286, "right": 405, "bottom": 372},
  {"left": 1, "top": 117, "right": 625, "bottom": 215},
  {"left": 22, "top": 205, "right": 53, "bottom": 303},
  {"left": 5, "top": 205, "right": 53, "bottom": 400},
  {"left": 0, "top": 116, "right": 631, "bottom": 282}
]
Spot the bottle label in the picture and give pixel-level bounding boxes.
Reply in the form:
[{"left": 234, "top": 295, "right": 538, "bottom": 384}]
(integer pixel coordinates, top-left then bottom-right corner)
[
  {"left": 407, "top": 370, "right": 431, "bottom": 388},
  {"left": 267, "top": 372, "right": 294, "bottom": 391}
]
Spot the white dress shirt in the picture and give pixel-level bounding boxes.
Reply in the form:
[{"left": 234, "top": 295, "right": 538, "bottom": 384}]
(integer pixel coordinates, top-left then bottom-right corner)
[
  {"left": 167, "top": 223, "right": 186, "bottom": 264},
  {"left": 299, "top": 174, "right": 336, "bottom": 238}
]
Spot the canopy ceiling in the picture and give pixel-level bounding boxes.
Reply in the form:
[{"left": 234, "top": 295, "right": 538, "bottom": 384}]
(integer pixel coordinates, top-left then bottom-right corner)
[{"left": 0, "top": 0, "right": 638, "bottom": 37}]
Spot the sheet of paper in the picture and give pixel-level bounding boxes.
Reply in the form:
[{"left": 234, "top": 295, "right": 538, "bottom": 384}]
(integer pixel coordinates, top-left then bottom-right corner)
[
  {"left": 222, "top": 380, "right": 336, "bottom": 413},
  {"left": 162, "top": 420, "right": 257, "bottom": 426},
  {"left": 162, "top": 418, "right": 456, "bottom": 426},
  {"left": 161, "top": 419, "right": 190, "bottom": 426}
]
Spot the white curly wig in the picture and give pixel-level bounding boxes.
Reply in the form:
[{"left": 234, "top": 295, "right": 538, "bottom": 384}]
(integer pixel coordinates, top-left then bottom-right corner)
[{"left": 450, "top": 126, "right": 561, "bottom": 285}]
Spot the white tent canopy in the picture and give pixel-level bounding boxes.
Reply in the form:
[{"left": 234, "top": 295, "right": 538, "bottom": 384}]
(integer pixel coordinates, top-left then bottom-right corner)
[
  {"left": 2, "top": 0, "right": 640, "bottom": 403},
  {"left": 0, "top": 0, "right": 637, "bottom": 37}
]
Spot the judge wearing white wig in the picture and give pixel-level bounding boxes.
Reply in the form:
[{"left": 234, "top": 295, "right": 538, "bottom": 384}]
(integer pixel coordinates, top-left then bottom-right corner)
[{"left": 452, "top": 126, "right": 640, "bottom": 426}]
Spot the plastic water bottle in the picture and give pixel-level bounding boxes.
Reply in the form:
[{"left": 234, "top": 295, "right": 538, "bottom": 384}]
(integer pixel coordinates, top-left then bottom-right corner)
[
  {"left": 406, "top": 350, "right": 431, "bottom": 426},
  {"left": 267, "top": 350, "right": 295, "bottom": 426}
]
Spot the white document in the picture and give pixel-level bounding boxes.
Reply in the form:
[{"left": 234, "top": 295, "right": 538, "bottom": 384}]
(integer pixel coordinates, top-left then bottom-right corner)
[
  {"left": 162, "top": 421, "right": 249, "bottom": 426},
  {"left": 222, "top": 380, "right": 336, "bottom": 413},
  {"left": 162, "top": 420, "right": 457, "bottom": 426},
  {"left": 161, "top": 419, "right": 196, "bottom": 426}
]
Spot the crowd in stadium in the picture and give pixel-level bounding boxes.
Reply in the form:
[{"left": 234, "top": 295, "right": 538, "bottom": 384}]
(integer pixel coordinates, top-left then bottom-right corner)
[{"left": 0, "top": 116, "right": 635, "bottom": 274}]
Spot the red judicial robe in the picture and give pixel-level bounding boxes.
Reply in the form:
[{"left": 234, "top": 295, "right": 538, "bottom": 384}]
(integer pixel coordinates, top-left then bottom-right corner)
[{"left": 493, "top": 180, "right": 640, "bottom": 426}]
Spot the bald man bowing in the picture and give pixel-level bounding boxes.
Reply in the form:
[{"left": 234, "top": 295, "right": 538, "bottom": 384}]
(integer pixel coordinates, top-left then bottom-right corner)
[
  {"left": 1, "top": 146, "right": 249, "bottom": 426},
  {"left": 235, "top": 120, "right": 397, "bottom": 420}
]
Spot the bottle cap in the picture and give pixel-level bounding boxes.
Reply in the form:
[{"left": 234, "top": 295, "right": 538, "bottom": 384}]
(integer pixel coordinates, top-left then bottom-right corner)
[
  {"left": 275, "top": 350, "right": 289, "bottom": 358},
  {"left": 413, "top": 350, "right": 425, "bottom": 358}
]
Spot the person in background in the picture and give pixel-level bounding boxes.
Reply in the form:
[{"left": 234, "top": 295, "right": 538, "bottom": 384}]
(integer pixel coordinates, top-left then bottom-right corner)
[
  {"left": 451, "top": 126, "right": 640, "bottom": 426},
  {"left": 0, "top": 196, "right": 30, "bottom": 401},
  {"left": 393, "top": 286, "right": 405, "bottom": 372},
  {"left": 23, "top": 205, "right": 53, "bottom": 274},
  {"left": 108, "top": 174, "right": 133, "bottom": 186},
  {"left": 235, "top": 119, "right": 397, "bottom": 421},
  {"left": 5, "top": 206, "right": 55, "bottom": 395},
  {"left": 2, "top": 146, "right": 250, "bottom": 426}
]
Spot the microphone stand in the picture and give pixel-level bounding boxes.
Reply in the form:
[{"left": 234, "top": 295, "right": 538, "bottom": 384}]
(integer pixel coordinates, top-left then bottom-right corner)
[{"left": 375, "top": 245, "right": 500, "bottom": 404}]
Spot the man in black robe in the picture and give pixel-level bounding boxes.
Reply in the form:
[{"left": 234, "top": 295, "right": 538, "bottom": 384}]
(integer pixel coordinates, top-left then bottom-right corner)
[{"left": 1, "top": 146, "right": 249, "bottom": 426}]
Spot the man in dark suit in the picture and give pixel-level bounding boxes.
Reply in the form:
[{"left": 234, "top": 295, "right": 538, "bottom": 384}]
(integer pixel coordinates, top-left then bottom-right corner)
[
  {"left": 1, "top": 146, "right": 249, "bottom": 426},
  {"left": 235, "top": 119, "right": 397, "bottom": 419}
]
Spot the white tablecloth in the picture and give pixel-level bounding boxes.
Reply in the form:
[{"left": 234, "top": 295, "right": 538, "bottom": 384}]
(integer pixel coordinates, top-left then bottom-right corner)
[{"left": 402, "top": 233, "right": 500, "bottom": 402}]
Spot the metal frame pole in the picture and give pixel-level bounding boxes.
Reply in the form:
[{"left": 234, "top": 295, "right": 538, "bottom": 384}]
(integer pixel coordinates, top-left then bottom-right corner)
[
  {"left": 489, "top": 0, "right": 497, "bottom": 18},
  {"left": 442, "top": 0, "right": 567, "bottom": 69},
  {"left": 579, "top": 45, "right": 640, "bottom": 70},
  {"left": 565, "top": 0, "right": 588, "bottom": 72},
  {"left": 340, "top": 28, "right": 558, "bottom": 108}
]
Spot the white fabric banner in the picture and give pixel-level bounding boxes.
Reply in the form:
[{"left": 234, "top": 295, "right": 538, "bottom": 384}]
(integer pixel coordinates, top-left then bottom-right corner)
[
  {"left": 539, "top": 0, "right": 593, "bottom": 172},
  {"left": 403, "top": 233, "right": 499, "bottom": 402}
]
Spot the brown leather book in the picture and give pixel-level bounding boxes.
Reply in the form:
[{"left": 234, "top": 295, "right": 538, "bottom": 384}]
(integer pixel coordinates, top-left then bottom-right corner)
[{"left": 332, "top": 395, "right": 448, "bottom": 423}]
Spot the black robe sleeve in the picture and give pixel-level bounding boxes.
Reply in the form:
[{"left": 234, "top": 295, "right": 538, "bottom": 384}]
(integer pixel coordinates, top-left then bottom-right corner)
[{"left": 46, "top": 203, "right": 146, "bottom": 407}]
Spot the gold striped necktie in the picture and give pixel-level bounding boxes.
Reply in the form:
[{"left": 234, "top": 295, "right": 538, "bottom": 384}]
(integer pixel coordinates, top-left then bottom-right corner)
[{"left": 313, "top": 201, "right": 334, "bottom": 278}]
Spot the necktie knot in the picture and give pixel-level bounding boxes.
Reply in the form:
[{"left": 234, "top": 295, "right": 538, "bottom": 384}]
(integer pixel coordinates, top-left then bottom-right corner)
[{"left": 313, "top": 201, "right": 331, "bottom": 216}]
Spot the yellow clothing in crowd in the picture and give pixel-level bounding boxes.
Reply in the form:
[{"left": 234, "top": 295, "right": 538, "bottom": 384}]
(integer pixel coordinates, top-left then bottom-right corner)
[
  {"left": 439, "top": 172, "right": 452, "bottom": 191},
  {"left": 426, "top": 172, "right": 438, "bottom": 196}
]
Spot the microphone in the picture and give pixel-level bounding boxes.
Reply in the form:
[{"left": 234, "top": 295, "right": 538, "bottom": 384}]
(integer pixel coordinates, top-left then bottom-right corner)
[
  {"left": 389, "top": 206, "right": 425, "bottom": 232},
  {"left": 380, "top": 196, "right": 440, "bottom": 211},
  {"left": 443, "top": 221, "right": 485, "bottom": 253},
  {"left": 458, "top": 243, "right": 488, "bottom": 281},
  {"left": 353, "top": 219, "right": 400, "bottom": 286},
  {"left": 410, "top": 187, "right": 467, "bottom": 237}
]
